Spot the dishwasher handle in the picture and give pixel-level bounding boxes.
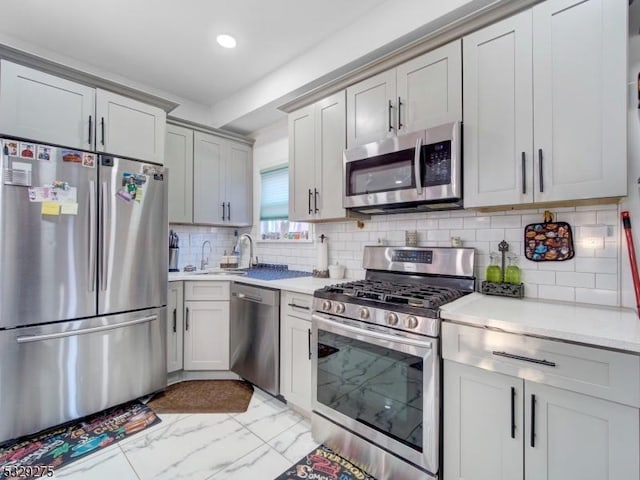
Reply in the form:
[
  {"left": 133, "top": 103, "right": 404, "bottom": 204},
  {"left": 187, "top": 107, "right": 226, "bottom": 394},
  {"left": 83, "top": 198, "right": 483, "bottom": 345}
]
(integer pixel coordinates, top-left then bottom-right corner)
[{"left": 232, "top": 292, "right": 264, "bottom": 304}]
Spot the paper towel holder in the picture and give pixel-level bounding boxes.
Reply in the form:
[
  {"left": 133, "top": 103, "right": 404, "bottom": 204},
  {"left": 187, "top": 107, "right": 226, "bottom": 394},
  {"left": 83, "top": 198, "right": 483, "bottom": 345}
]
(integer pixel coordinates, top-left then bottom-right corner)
[{"left": 313, "top": 234, "right": 330, "bottom": 278}]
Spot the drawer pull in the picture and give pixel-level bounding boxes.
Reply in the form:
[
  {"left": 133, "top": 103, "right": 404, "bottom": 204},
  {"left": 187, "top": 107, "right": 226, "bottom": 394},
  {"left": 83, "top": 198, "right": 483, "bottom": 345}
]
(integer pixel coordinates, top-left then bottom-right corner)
[
  {"left": 510, "top": 386, "right": 516, "bottom": 439},
  {"left": 288, "top": 303, "right": 310, "bottom": 311},
  {"left": 530, "top": 394, "right": 536, "bottom": 448},
  {"left": 492, "top": 351, "right": 556, "bottom": 367}
]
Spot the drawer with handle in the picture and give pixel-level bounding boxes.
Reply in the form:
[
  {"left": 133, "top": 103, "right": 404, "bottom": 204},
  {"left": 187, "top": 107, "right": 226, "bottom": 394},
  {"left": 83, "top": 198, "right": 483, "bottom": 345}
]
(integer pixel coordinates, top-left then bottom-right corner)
[
  {"left": 282, "top": 290, "right": 312, "bottom": 319},
  {"left": 442, "top": 322, "right": 640, "bottom": 407}
]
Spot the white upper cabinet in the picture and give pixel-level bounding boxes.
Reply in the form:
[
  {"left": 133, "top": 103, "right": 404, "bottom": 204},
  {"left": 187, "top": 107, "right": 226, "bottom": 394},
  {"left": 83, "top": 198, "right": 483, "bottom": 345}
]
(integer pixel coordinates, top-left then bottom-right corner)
[
  {"left": 532, "top": 0, "right": 627, "bottom": 202},
  {"left": 0, "top": 60, "right": 95, "bottom": 150},
  {"left": 192, "top": 130, "right": 252, "bottom": 226},
  {"left": 347, "top": 39, "right": 462, "bottom": 149},
  {"left": 396, "top": 40, "right": 462, "bottom": 135},
  {"left": 289, "top": 90, "right": 352, "bottom": 222},
  {"left": 463, "top": 11, "right": 534, "bottom": 207},
  {"left": 165, "top": 124, "right": 194, "bottom": 223},
  {"left": 96, "top": 89, "right": 166, "bottom": 164},
  {"left": 464, "top": 0, "right": 627, "bottom": 208}
]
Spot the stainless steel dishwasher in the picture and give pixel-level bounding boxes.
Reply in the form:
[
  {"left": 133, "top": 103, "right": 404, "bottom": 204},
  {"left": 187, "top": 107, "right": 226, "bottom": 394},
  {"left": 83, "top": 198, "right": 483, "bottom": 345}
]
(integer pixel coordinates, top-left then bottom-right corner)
[{"left": 230, "top": 282, "right": 281, "bottom": 396}]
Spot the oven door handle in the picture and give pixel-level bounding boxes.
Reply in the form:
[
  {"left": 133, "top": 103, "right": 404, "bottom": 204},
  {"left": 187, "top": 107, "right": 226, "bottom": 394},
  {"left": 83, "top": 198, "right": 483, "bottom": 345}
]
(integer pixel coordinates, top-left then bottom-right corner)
[
  {"left": 414, "top": 136, "right": 423, "bottom": 195},
  {"left": 313, "top": 313, "right": 433, "bottom": 350}
]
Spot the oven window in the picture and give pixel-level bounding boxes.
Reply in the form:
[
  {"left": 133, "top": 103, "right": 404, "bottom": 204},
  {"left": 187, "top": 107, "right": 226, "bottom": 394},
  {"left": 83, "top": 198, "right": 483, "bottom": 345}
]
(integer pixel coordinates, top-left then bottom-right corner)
[
  {"left": 346, "top": 149, "right": 415, "bottom": 195},
  {"left": 421, "top": 140, "right": 451, "bottom": 187},
  {"left": 317, "top": 329, "right": 423, "bottom": 452}
]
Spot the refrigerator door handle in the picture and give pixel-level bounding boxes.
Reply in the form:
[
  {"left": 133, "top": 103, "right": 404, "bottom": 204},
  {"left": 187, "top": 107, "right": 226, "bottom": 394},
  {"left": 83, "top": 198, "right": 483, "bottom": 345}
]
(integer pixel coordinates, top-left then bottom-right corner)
[
  {"left": 88, "top": 180, "right": 96, "bottom": 291},
  {"left": 16, "top": 315, "right": 158, "bottom": 343},
  {"left": 100, "top": 181, "right": 108, "bottom": 291}
]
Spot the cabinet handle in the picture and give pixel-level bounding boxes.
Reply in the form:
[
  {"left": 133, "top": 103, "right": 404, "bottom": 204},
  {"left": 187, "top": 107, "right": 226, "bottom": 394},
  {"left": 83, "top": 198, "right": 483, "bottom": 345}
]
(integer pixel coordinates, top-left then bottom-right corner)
[
  {"left": 521, "top": 152, "right": 526, "bottom": 195},
  {"left": 227, "top": 202, "right": 231, "bottom": 221},
  {"left": 185, "top": 307, "right": 189, "bottom": 331},
  {"left": 314, "top": 189, "right": 319, "bottom": 213},
  {"left": 530, "top": 394, "right": 536, "bottom": 448},
  {"left": 398, "top": 96, "right": 403, "bottom": 131},
  {"left": 88, "top": 115, "right": 93, "bottom": 145},
  {"left": 538, "top": 149, "right": 544, "bottom": 193},
  {"left": 388, "top": 100, "right": 393, "bottom": 132},
  {"left": 308, "top": 189, "right": 313, "bottom": 215},
  {"left": 308, "top": 328, "right": 312, "bottom": 360},
  {"left": 100, "top": 117, "right": 105, "bottom": 146},
  {"left": 172, "top": 308, "right": 177, "bottom": 333},
  {"left": 221, "top": 203, "right": 225, "bottom": 221},
  {"left": 287, "top": 303, "right": 310, "bottom": 310},
  {"left": 492, "top": 351, "right": 556, "bottom": 367},
  {"left": 510, "top": 387, "right": 516, "bottom": 439}
]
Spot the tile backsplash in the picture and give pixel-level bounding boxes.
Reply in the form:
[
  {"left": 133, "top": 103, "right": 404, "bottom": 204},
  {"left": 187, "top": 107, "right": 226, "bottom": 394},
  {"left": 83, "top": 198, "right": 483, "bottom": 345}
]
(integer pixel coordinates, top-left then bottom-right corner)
[
  {"left": 253, "top": 204, "right": 621, "bottom": 307},
  {"left": 171, "top": 203, "right": 621, "bottom": 307}
]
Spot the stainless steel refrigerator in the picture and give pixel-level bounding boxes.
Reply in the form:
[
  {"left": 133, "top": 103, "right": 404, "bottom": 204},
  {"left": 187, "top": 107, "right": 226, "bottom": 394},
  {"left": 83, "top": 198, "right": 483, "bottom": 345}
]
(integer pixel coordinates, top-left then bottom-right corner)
[{"left": 0, "top": 138, "right": 168, "bottom": 444}]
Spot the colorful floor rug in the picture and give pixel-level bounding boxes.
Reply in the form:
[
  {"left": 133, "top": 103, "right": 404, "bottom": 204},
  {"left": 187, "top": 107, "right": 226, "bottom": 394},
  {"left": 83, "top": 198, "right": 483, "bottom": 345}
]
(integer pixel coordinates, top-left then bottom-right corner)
[
  {"left": 0, "top": 401, "right": 160, "bottom": 478},
  {"left": 147, "top": 379, "right": 254, "bottom": 414},
  {"left": 275, "top": 444, "right": 377, "bottom": 480}
]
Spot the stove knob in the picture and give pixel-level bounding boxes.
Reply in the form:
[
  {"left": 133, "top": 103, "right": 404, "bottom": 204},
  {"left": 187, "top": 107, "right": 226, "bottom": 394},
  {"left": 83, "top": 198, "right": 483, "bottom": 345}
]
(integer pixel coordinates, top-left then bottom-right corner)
[
  {"left": 335, "top": 303, "right": 346, "bottom": 314},
  {"left": 358, "top": 307, "right": 370, "bottom": 320},
  {"left": 386, "top": 312, "right": 399, "bottom": 326},
  {"left": 405, "top": 315, "right": 419, "bottom": 329},
  {"left": 322, "top": 300, "right": 332, "bottom": 311}
]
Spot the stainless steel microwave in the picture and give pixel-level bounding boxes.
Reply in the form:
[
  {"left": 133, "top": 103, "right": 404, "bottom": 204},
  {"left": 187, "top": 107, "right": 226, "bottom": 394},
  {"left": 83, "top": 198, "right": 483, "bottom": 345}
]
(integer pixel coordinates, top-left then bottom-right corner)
[{"left": 343, "top": 121, "right": 462, "bottom": 214}]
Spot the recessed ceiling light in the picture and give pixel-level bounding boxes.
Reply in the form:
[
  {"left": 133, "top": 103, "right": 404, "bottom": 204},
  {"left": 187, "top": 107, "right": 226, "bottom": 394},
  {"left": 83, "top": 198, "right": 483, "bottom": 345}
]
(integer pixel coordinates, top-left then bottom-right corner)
[{"left": 216, "top": 34, "right": 237, "bottom": 49}]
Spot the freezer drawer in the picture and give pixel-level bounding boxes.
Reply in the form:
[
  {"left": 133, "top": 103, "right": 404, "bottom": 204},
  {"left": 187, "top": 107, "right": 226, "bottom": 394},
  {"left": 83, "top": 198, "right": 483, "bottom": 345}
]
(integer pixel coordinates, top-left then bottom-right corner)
[{"left": 0, "top": 308, "right": 167, "bottom": 444}]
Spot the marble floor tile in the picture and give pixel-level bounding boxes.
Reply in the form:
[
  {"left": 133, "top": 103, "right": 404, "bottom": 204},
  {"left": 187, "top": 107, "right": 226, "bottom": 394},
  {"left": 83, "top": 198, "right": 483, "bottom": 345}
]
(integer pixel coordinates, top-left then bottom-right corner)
[
  {"left": 117, "top": 413, "right": 191, "bottom": 447},
  {"left": 268, "top": 419, "right": 320, "bottom": 463},
  {"left": 55, "top": 446, "right": 139, "bottom": 480},
  {"left": 233, "top": 397, "right": 305, "bottom": 442},
  {"left": 121, "top": 414, "right": 263, "bottom": 480},
  {"left": 207, "top": 443, "right": 291, "bottom": 480}
]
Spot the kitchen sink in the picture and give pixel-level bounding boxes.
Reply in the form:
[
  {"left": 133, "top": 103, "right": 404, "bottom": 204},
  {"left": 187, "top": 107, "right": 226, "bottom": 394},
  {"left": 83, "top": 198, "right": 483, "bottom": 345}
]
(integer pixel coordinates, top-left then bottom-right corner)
[{"left": 190, "top": 269, "right": 247, "bottom": 276}]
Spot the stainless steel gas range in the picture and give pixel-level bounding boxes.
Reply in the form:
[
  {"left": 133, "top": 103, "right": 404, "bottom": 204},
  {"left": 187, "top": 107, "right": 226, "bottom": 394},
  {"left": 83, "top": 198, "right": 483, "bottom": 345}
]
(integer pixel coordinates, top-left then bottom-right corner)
[{"left": 311, "top": 246, "right": 475, "bottom": 480}]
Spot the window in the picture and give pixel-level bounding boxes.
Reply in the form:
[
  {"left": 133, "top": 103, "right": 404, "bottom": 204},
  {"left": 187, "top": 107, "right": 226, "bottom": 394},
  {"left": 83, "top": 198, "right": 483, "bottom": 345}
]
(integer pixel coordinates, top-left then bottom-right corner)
[{"left": 259, "top": 165, "right": 311, "bottom": 242}]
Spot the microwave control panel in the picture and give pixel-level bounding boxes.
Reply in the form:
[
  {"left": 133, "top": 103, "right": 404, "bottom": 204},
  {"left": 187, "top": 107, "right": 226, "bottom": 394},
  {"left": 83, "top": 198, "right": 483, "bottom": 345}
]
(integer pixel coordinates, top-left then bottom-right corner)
[{"left": 422, "top": 140, "right": 451, "bottom": 187}]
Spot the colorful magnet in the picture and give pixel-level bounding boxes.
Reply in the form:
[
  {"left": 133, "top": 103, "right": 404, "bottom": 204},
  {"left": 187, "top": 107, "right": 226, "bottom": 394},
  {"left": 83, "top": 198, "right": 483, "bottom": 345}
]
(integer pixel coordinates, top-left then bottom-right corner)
[
  {"left": 61, "top": 149, "right": 82, "bottom": 163},
  {"left": 3, "top": 140, "right": 18, "bottom": 156},
  {"left": 41, "top": 201, "right": 60, "bottom": 216},
  {"left": 19, "top": 143, "right": 35, "bottom": 159},
  {"left": 60, "top": 203, "right": 78, "bottom": 215},
  {"left": 82, "top": 153, "right": 96, "bottom": 168},
  {"left": 117, "top": 173, "right": 147, "bottom": 203},
  {"left": 36, "top": 145, "right": 53, "bottom": 161}
]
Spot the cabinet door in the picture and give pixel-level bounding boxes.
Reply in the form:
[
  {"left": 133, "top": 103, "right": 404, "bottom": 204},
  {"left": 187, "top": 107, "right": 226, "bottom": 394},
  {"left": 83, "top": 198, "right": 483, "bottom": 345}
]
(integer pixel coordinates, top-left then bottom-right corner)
[
  {"left": 0, "top": 60, "right": 95, "bottom": 150},
  {"left": 346, "top": 69, "right": 396, "bottom": 148},
  {"left": 288, "top": 104, "right": 316, "bottom": 222},
  {"left": 281, "top": 314, "right": 312, "bottom": 412},
  {"left": 396, "top": 40, "right": 462, "bottom": 134},
  {"left": 315, "top": 91, "right": 346, "bottom": 221},
  {"left": 463, "top": 10, "right": 534, "bottom": 208},
  {"left": 525, "top": 381, "right": 639, "bottom": 480},
  {"left": 165, "top": 124, "right": 193, "bottom": 223},
  {"left": 193, "top": 131, "right": 225, "bottom": 224},
  {"left": 167, "top": 282, "right": 184, "bottom": 373},
  {"left": 226, "top": 141, "right": 252, "bottom": 226},
  {"left": 443, "top": 361, "right": 524, "bottom": 480},
  {"left": 96, "top": 89, "right": 166, "bottom": 164},
  {"left": 532, "top": 0, "right": 627, "bottom": 202},
  {"left": 183, "top": 301, "right": 230, "bottom": 370}
]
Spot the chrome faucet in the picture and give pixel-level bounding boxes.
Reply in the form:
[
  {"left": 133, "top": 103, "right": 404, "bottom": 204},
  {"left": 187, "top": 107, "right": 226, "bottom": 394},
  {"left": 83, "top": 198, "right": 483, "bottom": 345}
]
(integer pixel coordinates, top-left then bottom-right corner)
[
  {"left": 238, "top": 233, "right": 254, "bottom": 268},
  {"left": 200, "top": 240, "right": 212, "bottom": 270}
]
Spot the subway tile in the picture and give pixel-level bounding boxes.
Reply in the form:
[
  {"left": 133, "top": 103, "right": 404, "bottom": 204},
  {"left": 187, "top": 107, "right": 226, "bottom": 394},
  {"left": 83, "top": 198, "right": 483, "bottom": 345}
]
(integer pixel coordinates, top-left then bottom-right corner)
[
  {"left": 555, "top": 272, "right": 595, "bottom": 288},
  {"left": 448, "top": 210, "right": 477, "bottom": 217},
  {"left": 521, "top": 270, "right": 556, "bottom": 285},
  {"left": 575, "top": 288, "right": 618, "bottom": 307},
  {"left": 596, "top": 273, "right": 618, "bottom": 290},
  {"left": 450, "top": 229, "right": 476, "bottom": 242},
  {"left": 596, "top": 210, "right": 618, "bottom": 225},
  {"left": 464, "top": 241, "right": 491, "bottom": 255},
  {"left": 521, "top": 214, "right": 541, "bottom": 227},
  {"left": 557, "top": 211, "right": 597, "bottom": 226},
  {"left": 575, "top": 257, "right": 617, "bottom": 274},
  {"left": 538, "top": 285, "right": 575, "bottom": 302},
  {"left": 575, "top": 204, "right": 618, "bottom": 211},
  {"left": 523, "top": 283, "right": 539, "bottom": 298},
  {"left": 537, "top": 260, "right": 575, "bottom": 271},
  {"left": 595, "top": 243, "right": 619, "bottom": 259},
  {"left": 438, "top": 217, "right": 464, "bottom": 229},
  {"left": 427, "top": 229, "right": 451, "bottom": 241},
  {"left": 491, "top": 215, "right": 522, "bottom": 228},
  {"left": 476, "top": 229, "right": 506, "bottom": 241},
  {"left": 425, "top": 211, "right": 451, "bottom": 219},
  {"left": 416, "top": 219, "right": 439, "bottom": 229},
  {"left": 464, "top": 216, "right": 491, "bottom": 229},
  {"left": 542, "top": 206, "right": 575, "bottom": 213},
  {"left": 504, "top": 228, "right": 523, "bottom": 242}
]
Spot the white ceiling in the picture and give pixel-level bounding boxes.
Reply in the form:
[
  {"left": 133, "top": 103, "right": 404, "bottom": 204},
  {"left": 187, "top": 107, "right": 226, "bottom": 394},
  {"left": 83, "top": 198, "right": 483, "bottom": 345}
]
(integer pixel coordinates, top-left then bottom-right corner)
[{"left": 0, "top": 0, "right": 495, "bottom": 135}]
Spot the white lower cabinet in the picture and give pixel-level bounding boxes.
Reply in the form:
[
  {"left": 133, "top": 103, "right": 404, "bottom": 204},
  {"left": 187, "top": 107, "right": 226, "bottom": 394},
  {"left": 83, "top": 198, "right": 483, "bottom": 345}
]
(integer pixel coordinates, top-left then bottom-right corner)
[
  {"left": 280, "top": 291, "right": 313, "bottom": 412},
  {"left": 443, "top": 323, "right": 640, "bottom": 480},
  {"left": 167, "top": 281, "right": 184, "bottom": 373}
]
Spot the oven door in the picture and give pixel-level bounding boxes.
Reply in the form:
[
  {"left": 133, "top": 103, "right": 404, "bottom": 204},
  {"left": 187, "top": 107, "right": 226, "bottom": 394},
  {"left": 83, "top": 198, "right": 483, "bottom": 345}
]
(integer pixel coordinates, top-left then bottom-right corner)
[
  {"left": 343, "top": 130, "right": 425, "bottom": 210},
  {"left": 312, "top": 312, "right": 439, "bottom": 476}
]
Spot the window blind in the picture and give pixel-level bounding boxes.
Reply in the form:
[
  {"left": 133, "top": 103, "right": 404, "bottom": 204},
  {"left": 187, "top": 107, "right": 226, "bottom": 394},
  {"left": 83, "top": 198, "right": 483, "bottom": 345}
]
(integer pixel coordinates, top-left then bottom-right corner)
[{"left": 260, "top": 165, "right": 289, "bottom": 220}]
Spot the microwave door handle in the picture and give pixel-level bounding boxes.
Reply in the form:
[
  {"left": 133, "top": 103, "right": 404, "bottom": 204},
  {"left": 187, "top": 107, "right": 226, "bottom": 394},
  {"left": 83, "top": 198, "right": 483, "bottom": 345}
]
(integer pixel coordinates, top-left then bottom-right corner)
[{"left": 414, "top": 137, "right": 423, "bottom": 195}]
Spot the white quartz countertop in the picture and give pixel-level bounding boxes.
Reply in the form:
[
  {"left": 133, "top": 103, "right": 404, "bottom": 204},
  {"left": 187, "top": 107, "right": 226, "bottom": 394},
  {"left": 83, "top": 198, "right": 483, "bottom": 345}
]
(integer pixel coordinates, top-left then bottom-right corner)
[
  {"left": 440, "top": 292, "right": 640, "bottom": 353},
  {"left": 168, "top": 271, "right": 340, "bottom": 295}
]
